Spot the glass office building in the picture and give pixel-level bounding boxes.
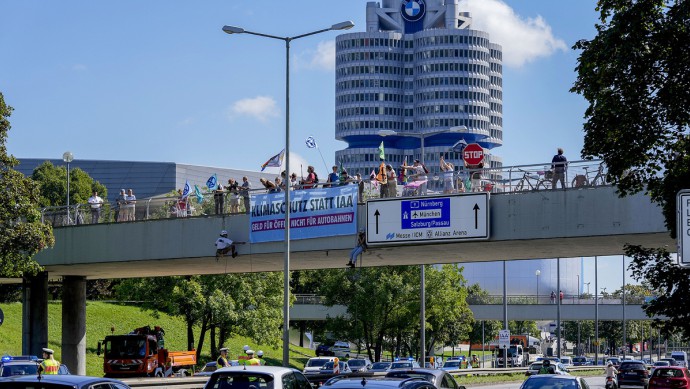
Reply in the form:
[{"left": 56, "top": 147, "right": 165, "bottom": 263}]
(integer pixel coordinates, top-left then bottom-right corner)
[{"left": 335, "top": 0, "right": 503, "bottom": 182}]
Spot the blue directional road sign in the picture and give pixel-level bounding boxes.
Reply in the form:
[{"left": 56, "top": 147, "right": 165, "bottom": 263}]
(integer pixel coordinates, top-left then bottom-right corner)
[{"left": 366, "top": 193, "right": 489, "bottom": 245}]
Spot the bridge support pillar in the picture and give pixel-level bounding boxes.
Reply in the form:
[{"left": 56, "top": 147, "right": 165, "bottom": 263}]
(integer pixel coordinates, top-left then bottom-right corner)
[
  {"left": 62, "top": 276, "right": 86, "bottom": 375},
  {"left": 22, "top": 271, "right": 49, "bottom": 356}
]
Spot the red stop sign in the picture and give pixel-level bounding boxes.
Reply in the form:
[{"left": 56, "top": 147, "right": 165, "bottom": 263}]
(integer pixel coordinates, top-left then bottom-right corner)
[{"left": 463, "top": 143, "right": 484, "bottom": 165}]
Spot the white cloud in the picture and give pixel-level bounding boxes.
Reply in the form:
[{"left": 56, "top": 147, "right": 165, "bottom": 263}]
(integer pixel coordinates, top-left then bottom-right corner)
[
  {"left": 294, "top": 40, "right": 336, "bottom": 71},
  {"left": 72, "top": 64, "right": 87, "bottom": 71},
  {"left": 228, "top": 96, "right": 279, "bottom": 123},
  {"left": 464, "top": 0, "right": 568, "bottom": 68}
]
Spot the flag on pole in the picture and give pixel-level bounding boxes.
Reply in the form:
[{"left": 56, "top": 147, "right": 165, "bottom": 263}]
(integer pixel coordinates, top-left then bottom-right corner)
[
  {"left": 194, "top": 185, "right": 204, "bottom": 203},
  {"left": 206, "top": 174, "right": 218, "bottom": 190},
  {"left": 260, "top": 149, "right": 285, "bottom": 171},
  {"left": 181, "top": 180, "right": 191, "bottom": 199},
  {"left": 305, "top": 136, "right": 317, "bottom": 149},
  {"left": 378, "top": 141, "right": 385, "bottom": 161}
]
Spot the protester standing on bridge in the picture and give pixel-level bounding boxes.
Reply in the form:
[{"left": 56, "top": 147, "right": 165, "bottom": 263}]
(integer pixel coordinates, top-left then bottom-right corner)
[
  {"left": 386, "top": 165, "right": 397, "bottom": 197},
  {"left": 440, "top": 155, "right": 455, "bottom": 194},
  {"left": 38, "top": 348, "right": 60, "bottom": 375},
  {"left": 550, "top": 291, "right": 556, "bottom": 304},
  {"left": 217, "top": 347, "right": 231, "bottom": 367},
  {"left": 227, "top": 178, "right": 240, "bottom": 214},
  {"left": 240, "top": 176, "right": 251, "bottom": 214},
  {"left": 559, "top": 290, "right": 564, "bottom": 303},
  {"left": 116, "top": 189, "right": 126, "bottom": 222},
  {"left": 347, "top": 229, "right": 368, "bottom": 268},
  {"left": 88, "top": 190, "right": 104, "bottom": 224},
  {"left": 215, "top": 230, "right": 237, "bottom": 260},
  {"left": 551, "top": 148, "right": 568, "bottom": 189},
  {"left": 214, "top": 182, "right": 225, "bottom": 215},
  {"left": 401, "top": 159, "right": 428, "bottom": 195},
  {"left": 125, "top": 189, "right": 137, "bottom": 221}
]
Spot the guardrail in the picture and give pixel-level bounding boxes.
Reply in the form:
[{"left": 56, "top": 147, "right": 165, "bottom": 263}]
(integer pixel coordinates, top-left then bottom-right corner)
[{"left": 43, "top": 159, "right": 608, "bottom": 228}]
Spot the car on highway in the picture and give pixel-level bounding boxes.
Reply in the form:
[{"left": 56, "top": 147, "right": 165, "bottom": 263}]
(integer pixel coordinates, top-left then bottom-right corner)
[
  {"left": 653, "top": 361, "right": 671, "bottom": 368},
  {"left": 304, "top": 357, "right": 338, "bottom": 375},
  {"left": 525, "top": 361, "right": 569, "bottom": 376},
  {"left": 0, "top": 359, "right": 71, "bottom": 377},
  {"left": 348, "top": 358, "right": 373, "bottom": 372},
  {"left": 519, "top": 373, "right": 590, "bottom": 389},
  {"left": 390, "top": 360, "right": 421, "bottom": 370},
  {"left": 195, "top": 360, "right": 241, "bottom": 377},
  {"left": 660, "top": 358, "right": 678, "bottom": 367},
  {"left": 322, "top": 375, "right": 443, "bottom": 389},
  {"left": 616, "top": 360, "right": 650, "bottom": 388},
  {"left": 370, "top": 362, "right": 392, "bottom": 372},
  {"left": 316, "top": 343, "right": 335, "bottom": 357},
  {"left": 648, "top": 366, "right": 690, "bottom": 389},
  {"left": 385, "top": 368, "right": 461, "bottom": 389},
  {"left": 0, "top": 374, "right": 130, "bottom": 388},
  {"left": 204, "top": 366, "right": 312, "bottom": 389},
  {"left": 560, "top": 357, "right": 574, "bottom": 368},
  {"left": 319, "top": 361, "right": 352, "bottom": 375},
  {"left": 607, "top": 357, "right": 622, "bottom": 367},
  {"left": 572, "top": 356, "right": 590, "bottom": 366},
  {"left": 440, "top": 360, "right": 462, "bottom": 371}
]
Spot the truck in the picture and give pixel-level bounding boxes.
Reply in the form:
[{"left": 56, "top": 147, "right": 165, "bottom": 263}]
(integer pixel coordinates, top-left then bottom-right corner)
[
  {"left": 491, "top": 334, "right": 538, "bottom": 367},
  {"left": 496, "top": 345, "right": 527, "bottom": 367},
  {"left": 97, "top": 325, "right": 197, "bottom": 378}
]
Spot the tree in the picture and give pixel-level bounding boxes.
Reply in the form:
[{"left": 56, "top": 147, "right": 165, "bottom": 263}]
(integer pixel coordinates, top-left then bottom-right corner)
[
  {"left": 571, "top": 0, "right": 690, "bottom": 338},
  {"left": 31, "top": 161, "right": 107, "bottom": 207},
  {"left": 0, "top": 92, "right": 54, "bottom": 278},
  {"left": 466, "top": 284, "right": 501, "bottom": 355}
]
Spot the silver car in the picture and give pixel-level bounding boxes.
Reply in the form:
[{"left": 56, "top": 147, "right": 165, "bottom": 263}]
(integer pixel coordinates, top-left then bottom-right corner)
[{"left": 205, "top": 366, "right": 312, "bottom": 389}]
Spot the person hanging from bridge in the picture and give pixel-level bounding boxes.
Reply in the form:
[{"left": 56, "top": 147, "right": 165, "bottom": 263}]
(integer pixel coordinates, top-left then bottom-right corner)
[
  {"left": 346, "top": 229, "right": 367, "bottom": 268},
  {"left": 215, "top": 230, "right": 237, "bottom": 260}
]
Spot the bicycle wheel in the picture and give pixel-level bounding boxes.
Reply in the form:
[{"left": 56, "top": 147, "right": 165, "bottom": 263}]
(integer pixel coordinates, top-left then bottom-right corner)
[
  {"left": 591, "top": 174, "right": 607, "bottom": 186},
  {"left": 514, "top": 180, "right": 525, "bottom": 192}
]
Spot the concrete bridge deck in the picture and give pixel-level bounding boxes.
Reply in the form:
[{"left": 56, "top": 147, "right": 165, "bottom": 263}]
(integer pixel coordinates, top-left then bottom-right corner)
[{"left": 31, "top": 186, "right": 673, "bottom": 280}]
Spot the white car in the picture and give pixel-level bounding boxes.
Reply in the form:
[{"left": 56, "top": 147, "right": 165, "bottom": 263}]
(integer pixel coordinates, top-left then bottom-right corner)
[
  {"left": 303, "top": 357, "right": 337, "bottom": 375},
  {"left": 204, "top": 366, "right": 312, "bottom": 389},
  {"left": 329, "top": 341, "right": 351, "bottom": 358}
]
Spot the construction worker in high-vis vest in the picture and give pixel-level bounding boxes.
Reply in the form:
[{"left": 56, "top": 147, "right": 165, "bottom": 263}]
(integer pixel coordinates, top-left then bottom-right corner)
[{"left": 39, "top": 348, "right": 60, "bottom": 375}]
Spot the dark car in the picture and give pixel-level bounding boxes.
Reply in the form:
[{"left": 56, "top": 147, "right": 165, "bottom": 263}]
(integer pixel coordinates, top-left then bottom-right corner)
[
  {"left": 520, "top": 374, "right": 590, "bottom": 389},
  {"left": 617, "top": 360, "right": 650, "bottom": 388},
  {"left": 385, "top": 368, "right": 460, "bottom": 389},
  {"left": 0, "top": 374, "right": 130, "bottom": 388},
  {"left": 323, "top": 376, "right": 443, "bottom": 389},
  {"left": 572, "top": 357, "right": 589, "bottom": 366},
  {"left": 195, "top": 360, "right": 241, "bottom": 377},
  {"left": 660, "top": 358, "right": 678, "bottom": 367},
  {"left": 317, "top": 343, "right": 335, "bottom": 357},
  {"left": 648, "top": 366, "right": 690, "bottom": 389},
  {"left": 0, "top": 360, "right": 71, "bottom": 377},
  {"left": 370, "top": 362, "right": 392, "bottom": 373}
]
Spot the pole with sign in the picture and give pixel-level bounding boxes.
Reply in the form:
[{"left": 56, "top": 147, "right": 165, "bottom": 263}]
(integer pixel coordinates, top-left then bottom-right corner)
[
  {"left": 463, "top": 143, "right": 485, "bottom": 165},
  {"left": 678, "top": 190, "right": 690, "bottom": 267},
  {"left": 498, "top": 329, "right": 510, "bottom": 369}
]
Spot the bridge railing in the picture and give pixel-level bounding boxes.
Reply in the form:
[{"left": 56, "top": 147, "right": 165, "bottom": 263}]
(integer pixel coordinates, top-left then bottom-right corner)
[
  {"left": 43, "top": 160, "right": 609, "bottom": 228},
  {"left": 467, "top": 294, "right": 649, "bottom": 305}
]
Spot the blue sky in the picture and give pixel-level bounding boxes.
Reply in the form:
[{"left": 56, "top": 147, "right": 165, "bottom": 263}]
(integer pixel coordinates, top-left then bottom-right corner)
[{"left": 0, "top": 0, "right": 598, "bottom": 179}]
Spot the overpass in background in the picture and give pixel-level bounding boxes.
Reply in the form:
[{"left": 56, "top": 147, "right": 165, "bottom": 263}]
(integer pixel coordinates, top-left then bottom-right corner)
[{"left": 291, "top": 295, "right": 656, "bottom": 321}]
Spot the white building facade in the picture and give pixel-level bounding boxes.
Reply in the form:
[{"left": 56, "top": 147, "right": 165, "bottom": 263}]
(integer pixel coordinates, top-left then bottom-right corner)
[{"left": 335, "top": 0, "right": 503, "bottom": 182}]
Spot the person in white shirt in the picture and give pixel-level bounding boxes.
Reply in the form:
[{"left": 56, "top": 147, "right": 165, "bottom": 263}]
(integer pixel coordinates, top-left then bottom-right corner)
[
  {"left": 87, "top": 190, "right": 104, "bottom": 224},
  {"left": 125, "top": 189, "right": 137, "bottom": 221},
  {"left": 215, "top": 230, "right": 237, "bottom": 260}
]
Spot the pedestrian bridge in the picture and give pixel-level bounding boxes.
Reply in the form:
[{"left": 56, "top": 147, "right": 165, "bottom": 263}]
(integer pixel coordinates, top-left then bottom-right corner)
[{"left": 30, "top": 185, "right": 673, "bottom": 280}]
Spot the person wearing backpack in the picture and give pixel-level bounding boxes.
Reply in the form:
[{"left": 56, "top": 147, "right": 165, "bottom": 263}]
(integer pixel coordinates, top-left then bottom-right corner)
[{"left": 401, "top": 159, "right": 428, "bottom": 195}]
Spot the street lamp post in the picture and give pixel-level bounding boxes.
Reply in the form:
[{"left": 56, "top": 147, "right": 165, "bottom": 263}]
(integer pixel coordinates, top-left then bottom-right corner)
[
  {"left": 378, "top": 126, "right": 467, "bottom": 365},
  {"left": 585, "top": 282, "right": 591, "bottom": 296},
  {"left": 535, "top": 270, "right": 541, "bottom": 304},
  {"left": 62, "top": 151, "right": 74, "bottom": 225},
  {"left": 222, "top": 21, "right": 354, "bottom": 367}
]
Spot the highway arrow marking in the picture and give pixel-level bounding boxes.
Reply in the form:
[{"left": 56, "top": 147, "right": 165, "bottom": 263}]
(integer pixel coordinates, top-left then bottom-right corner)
[
  {"left": 473, "top": 203, "right": 480, "bottom": 229},
  {"left": 374, "top": 209, "right": 380, "bottom": 234}
]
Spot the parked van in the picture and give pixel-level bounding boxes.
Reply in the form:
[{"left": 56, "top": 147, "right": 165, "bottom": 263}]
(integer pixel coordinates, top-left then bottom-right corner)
[{"left": 671, "top": 351, "right": 688, "bottom": 367}]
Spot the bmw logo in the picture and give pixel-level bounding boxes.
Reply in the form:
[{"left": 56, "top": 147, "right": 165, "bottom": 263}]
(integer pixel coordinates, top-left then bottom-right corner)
[{"left": 401, "top": 0, "right": 426, "bottom": 22}]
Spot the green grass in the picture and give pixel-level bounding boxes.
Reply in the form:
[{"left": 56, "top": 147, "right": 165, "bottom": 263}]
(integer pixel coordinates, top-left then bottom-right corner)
[
  {"left": 453, "top": 368, "right": 606, "bottom": 385},
  {"left": 0, "top": 301, "right": 315, "bottom": 376}
]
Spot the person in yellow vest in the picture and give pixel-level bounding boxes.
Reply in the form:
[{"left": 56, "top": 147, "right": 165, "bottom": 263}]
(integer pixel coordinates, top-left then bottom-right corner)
[
  {"left": 39, "top": 348, "right": 60, "bottom": 375},
  {"left": 246, "top": 350, "right": 261, "bottom": 366},
  {"left": 257, "top": 350, "right": 266, "bottom": 366},
  {"left": 217, "top": 347, "right": 231, "bottom": 368}
]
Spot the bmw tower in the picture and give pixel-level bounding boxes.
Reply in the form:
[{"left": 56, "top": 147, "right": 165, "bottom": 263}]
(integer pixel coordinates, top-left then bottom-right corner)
[{"left": 334, "top": 0, "right": 503, "bottom": 185}]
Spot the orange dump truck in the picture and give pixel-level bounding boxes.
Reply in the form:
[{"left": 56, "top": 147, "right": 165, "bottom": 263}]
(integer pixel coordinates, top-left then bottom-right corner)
[{"left": 97, "top": 325, "right": 197, "bottom": 378}]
